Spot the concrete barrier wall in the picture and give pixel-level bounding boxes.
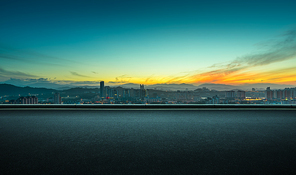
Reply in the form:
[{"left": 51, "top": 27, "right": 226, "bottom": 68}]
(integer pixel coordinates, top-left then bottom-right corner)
[{"left": 1, "top": 104, "right": 296, "bottom": 109}]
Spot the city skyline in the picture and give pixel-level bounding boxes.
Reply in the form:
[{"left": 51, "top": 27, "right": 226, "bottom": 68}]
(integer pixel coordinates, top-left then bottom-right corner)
[{"left": 1, "top": 0, "right": 296, "bottom": 87}]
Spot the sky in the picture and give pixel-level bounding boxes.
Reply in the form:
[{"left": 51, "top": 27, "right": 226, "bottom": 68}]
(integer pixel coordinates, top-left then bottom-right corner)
[{"left": 0, "top": 0, "right": 296, "bottom": 88}]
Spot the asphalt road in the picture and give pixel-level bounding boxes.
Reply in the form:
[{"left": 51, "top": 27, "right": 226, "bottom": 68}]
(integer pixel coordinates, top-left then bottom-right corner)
[{"left": 1, "top": 110, "right": 296, "bottom": 174}]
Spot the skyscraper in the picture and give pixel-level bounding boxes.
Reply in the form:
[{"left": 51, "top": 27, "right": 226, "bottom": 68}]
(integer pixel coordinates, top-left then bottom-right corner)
[
  {"left": 140, "top": 84, "right": 145, "bottom": 100},
  {"left": 265, "top": 87, "right": 273, "bottom": 100},
  {"left": 237, "top": 90, "right": 246, "bottom": 99},
  {"left": 54, "top": 93, "right": 61, "bottom": 104},
  {"left": 100, "top": 81, "right": 105, "bottom": 98},
  {"left": 225, "top": 91, "right": 235, "bottom": 98}
]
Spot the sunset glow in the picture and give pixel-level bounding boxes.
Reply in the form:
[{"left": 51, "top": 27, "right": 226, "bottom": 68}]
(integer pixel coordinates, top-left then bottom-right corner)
[{"left": 0, "top": 0, "right": 295, "bottom": 88}]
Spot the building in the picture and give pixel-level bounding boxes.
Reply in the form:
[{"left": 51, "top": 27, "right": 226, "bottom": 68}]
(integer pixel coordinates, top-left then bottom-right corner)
[
  {"left": 225, "top": 91, "right": 235, "bottom": 98},
  {"left": 265, "top": 87, "right": 273, "bottom": 100},
  {"left": 140, "top": 84, "right": 146, "bottom": 100},
  {"left": 212, "top": 95, "right": 220, "bottom": 104},
  {"left": 27, "top": 96, "right": 38, "bottom": 104},
  {"left": 100, "top": 81, "right": 105, "bottom": 98},
  {"left": 284, "top": 88, "right": 292, "bottom": 100},
  {"left": 18, "top": 97, "right": 27, "bottom": 104},
  {"left": 292, "top": 88, "right": 296, "bottom": 98},
  {"left": 237, "top": 90, "right": 246, "bottom": 99},
  {"left": 54, "top": 93, "right": 61, "bottom": 104},
  {"left": 16, "top": 96, "right": 38, "bottom": 104},
  {"left": 105, "top": 86, "right": 115, "bottom": 98},
  {"left": 275, "top": 90, "right": 283, "bottom": 99}
]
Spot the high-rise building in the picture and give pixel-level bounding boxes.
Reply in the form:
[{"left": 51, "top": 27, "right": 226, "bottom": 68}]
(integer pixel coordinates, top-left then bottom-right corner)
[
  {"left": 27, "top": 96, "right": 38, "bottom": 104},
  {"left": 54, "top": 93, "right": 61, "bottom": 104},
  {"left": 284, "top": 88, "right": 292, "bottom": 100},
  {"left": 237, "top": 90, "right": 246, "bottom": 99},
  {"left": 265, "top": 87, "right": 273, "bottom": 100},
  {"left": 275, "top": 90, "right": 283, "bottom": 99},
  {"left": 225, "top": 91, "right": 235, "bottom": 98},
  {"left": 292, "top": 88, "right": 296, "bottom": 98},
  {"left": 100, "top": 81, "right": 105, "bottom": 98},
  {"left": 123, "top": 89, "right": 130, "bottom": 98},
  {"left": 16, "top": 96, "right": 38, "bottom": 104},
  {"left": 140, "top": 84, "right": 145, "bottom": 100},
  {"left": 105, "top": 86, "right": 112, "bottom": 97},
  {"left": 212, "top": 95, "right": 220, "bottom": 104},
  {"left": 18, "top": 97, "right": 27, "bottom": 104}
]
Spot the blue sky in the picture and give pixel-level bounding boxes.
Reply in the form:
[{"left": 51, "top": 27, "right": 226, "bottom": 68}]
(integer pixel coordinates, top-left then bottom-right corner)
[{"left": 0, "top": 0, "right": 296, "bottom": 87}]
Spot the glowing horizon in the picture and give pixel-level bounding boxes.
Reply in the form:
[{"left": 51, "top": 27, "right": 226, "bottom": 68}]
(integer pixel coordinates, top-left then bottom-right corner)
[{"left": 0, "top": 0, "right": 296, "bottom": 87}]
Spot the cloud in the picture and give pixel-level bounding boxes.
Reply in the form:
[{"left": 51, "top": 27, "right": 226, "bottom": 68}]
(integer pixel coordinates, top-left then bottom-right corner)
[
  {"left": 2, "top": 78, "right": 61, "bottom": 88},
  {"left": 165, "top": 74, "right": 190, "bottom": 84},
  {"left": 0, "top": 44, "right": 83, "bottom": 66},
  {"left": 2, "top": 78, "right": 103, "bottom": 89},
  {"left": 68, "top": 81, "right": 101, "bottom": 85},
  {"left": 190, "top": 28, "right": 296, "bottom": 84},
  {"left": 145, "top": 74, "right": 155, "bottom": 83},
  {"left": 108, "top": 75, "right": 132, "bottom": 84},
  {"left": 0, "top": 67, "right": 37, "bottom": 79},
  {"left": 108, "top": 80, "right": 130, "bottom": 84},
  {"left": 236, "top": 28, "right": 296, "bottom": 67},
  {"left": 70, "top": 72, "right": 90, "bottom": 77}
]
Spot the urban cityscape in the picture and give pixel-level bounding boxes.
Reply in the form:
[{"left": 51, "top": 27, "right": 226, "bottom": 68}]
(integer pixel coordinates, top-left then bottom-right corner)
[
  {"left": 1, "top": 82, "right": 295, "bottom": 105},
  {"left": 1, "top": 1, "right": 296, "bottom": 174}
]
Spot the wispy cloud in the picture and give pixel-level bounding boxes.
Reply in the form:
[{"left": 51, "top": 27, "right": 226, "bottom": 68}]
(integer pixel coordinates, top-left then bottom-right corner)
[
  {"left": 108, "top": 75, "right": 132, "bottom": 84},
  {"left": 0, "top": 67, "right": 37, "bottom": 78},
  {"left": 190, "top": 28, "right": 296, "bottom": 84},
  {"left": 165, "top": 74, "right": 190, "bottom": 84},
  {"left": 0, "top": 44, "right": 84, "bottom": 66},
  {"left": 2, "top": 78, "right": 103, "bottom": 88},
  {"left": 235, "top": 28, "right": 296, "bottom": 67},
  {"left": 145, "top": 74, "right": 155, "bottom": 83},
  {"left": 70, "top": 72, "right": 90, "bottom": 78}
]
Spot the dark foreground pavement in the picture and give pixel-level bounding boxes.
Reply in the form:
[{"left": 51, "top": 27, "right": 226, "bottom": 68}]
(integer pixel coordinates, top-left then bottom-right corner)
[{"left": 1, "top": 110, "right": 296, "bottom": 174}]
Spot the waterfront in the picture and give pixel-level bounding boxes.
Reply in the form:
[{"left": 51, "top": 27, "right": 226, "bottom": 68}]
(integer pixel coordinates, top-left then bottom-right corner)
[{"left": 1, "top": 110, "right": 296, "bottom": 174}]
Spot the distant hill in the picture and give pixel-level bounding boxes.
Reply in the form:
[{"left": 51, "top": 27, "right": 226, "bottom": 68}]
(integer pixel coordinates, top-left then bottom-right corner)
[
  {"left": 146, "top": 83, "right": 197, "bottom": 91},
  {"left": 241, "top": 83, "right": 295, "bottom": 90},
  {"left": 196, "top": 83, "right": 295, "bottom": 91},
  {"left": 108, "top": 83, "right": 197, "bottom": 91},
  {"left": 61, "top": 87, "right": 99, "bottom": 95},
  {"left": 0, "top": 84, "right": 56, "bottom": 96},
  {"left": 112, "top": 83, "right": 140, "bottom": 89},
  {"left": 1, "top": 83, "right": 294, "bottom": 97},
  {"left": 196, "top": 83, "right": 240, "bottom": 91}
]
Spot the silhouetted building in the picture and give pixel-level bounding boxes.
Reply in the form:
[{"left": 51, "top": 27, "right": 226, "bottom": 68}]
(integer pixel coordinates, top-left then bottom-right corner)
[
  {"left": 100, "top": 81, "right": 105, "bottom": 98},
  {"left": 237, "top": 90, "right": 246, "bottom": 99},
  {"left": 284, "top": 88, "right": 292, "bottom": 100},
  {"left": 18, "top": 97, "right": 27, "bottom": 104},
  {"left": 105, "top": 86, "right": 113, "bottom": 98},
  {"left": 292, "top": 88, "right": 296, "bottom": 98},
  {"left": 54, "top": 93, "right": 61, "bottom": 104},
  {"left": 225, "top": 91, "right": 235, "bottom": 98},
  {"left": 140, "top": 84, "right": 146, "bottom": 100},
  {"left": 16, "top": 96, "right": 38, "bottom": 104},
  {"left": 265, "top": 87, "right": 273, "bottom": 100},
  {"left": 27, "top": 96, "right": 38, "bottom": 104},
  {"left": 212, "top": 95, "right": 220, "bottom": 104}
]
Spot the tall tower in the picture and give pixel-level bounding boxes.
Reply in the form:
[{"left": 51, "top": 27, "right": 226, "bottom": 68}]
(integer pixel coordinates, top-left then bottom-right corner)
[
  {"left": 100, "top": 81, "right": 105, "bottom": 98},
  {"left": 265, "top": 87, "right": 273, "bottom": 100},
  {"left": 225, "top": 91, "right": 235, "bottom": 99},
  {"left": 140, "top": 84, "right": 145, "bottom": 100},
  {"left": 54, "top": 93, "right": 61, "bottom": 104},
  {"left": 237, "top": 90, "right": 246, "bottom": 99}
]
